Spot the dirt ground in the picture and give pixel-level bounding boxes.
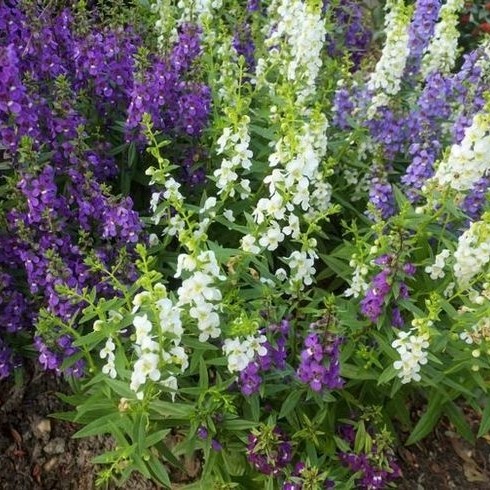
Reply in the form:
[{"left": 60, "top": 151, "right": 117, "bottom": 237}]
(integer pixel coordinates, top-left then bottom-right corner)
[{"left": 1, "top": 367, "right": 489, "bottom": 489}]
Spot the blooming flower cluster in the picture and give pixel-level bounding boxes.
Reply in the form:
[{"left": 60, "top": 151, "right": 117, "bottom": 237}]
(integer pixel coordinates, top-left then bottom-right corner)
[
  {"left": 129, "top": 284, "right": 187, "bottom": 399},
  {"left": 425, "top": 249, "right": 450, "bottom": 280},
  {"left": 222, "top": 334, "right": 268, "bottom": 373},
  {"left": 433, "top": 109, "right": 490, "bottom": 192},
  {"left": 339, "top": 424, "right": 401, "bottom": 489},
  {"left": 421, "top": 0, "right": 465, "bottom": 77},
  {"left": 14, "top": 0, "right": 490, "bottom": 487},
  {"left": 405, "top": 0, "right": 441, "bottom": 77},
  {"left": 453, "top": 217, "right": 490, "bottom": 287},
  {"left": 325, "top": 0, "right": 372, "bottom": 69},
  {"left": 260, "top": 0, "right": 327, "bottom": 101},
  {"left": 213, "top": 116, "right": 253, "bottom": 198},
  {"left": 176, "top": 251, "right": 223, "bottom": 342},
  {"left": 0, "top": 1, "right": 211, "bottom": 378},
  {"left": 247, "top": 426, "right": 293, "bottom": 476},
  {"left": 392, "top": 329, "right": 430, "bottom": 383},
  {"left": 297, "top": 328, "right": 344, "bottom": 392},
  {"left": 238, "top": 319, "right": 289, "bottom": 395},
  {"left": 366, "top": 0, "right": 411, "bottom": 114}
]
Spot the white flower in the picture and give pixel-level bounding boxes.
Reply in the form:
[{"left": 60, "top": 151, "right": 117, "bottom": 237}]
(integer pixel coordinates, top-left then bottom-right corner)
[
  {"left": 170, "top": 346, "right": 189, "bottom": 372},
  {"left": 198, "top": 250, "right": 224, "bottom": 279},
  {"left": 102, "top": 360, "right": 117, "bottom": 379},
  {"left": 132, "top": 291, "right": 151, "bottom": 313},
  {"left": 241, "top": 234, "right": 260, "bottom": 254},
  {"left": 177, "top": 272, "right": 214, "bottom": 304},
  {"left": 200, "top": 196, "right": 217, "bottom": 213},
  {"left": 216, "top": 127, "right": 233, "bottom": 154},
  {"left": 161, "top": 375, "right": 178, "bottom": 402},
  {"left": 287, "top": 250, "right": 316, "bottom": 286},
  {"left": 133, "top": 314, "right": 153, "bottom": 345},
  {"left": 258, "top": 223, "right": 285, "bottom": 251},
  {"left": 130, "top": 352, "right": 161, "bottom": 394},
  {"left": 189, "top": 301, "right": 221, "bottom": 342},
  {"left": 344, "top": 265, "right": 369, "bottom": 298},
  {"left": 246, "top": 334, "right": 268, "bottom": 357},
  {"left": 421, "top": 0, "right": 465, "bottom": 77},
  {"left": 174, "top": 253, "right": 197, "bottom": 278},
  {"left": 150, "top": 192, "right": 161, "bottom": 213},
  {"left": 93, "top": 319, "right": 104, "bottom": 332},
  {"left": 157, "top": 299, "right": 183, "bottom": 339},
  {"left": 100, "top": 337, "right": 115, "bottom": 359},
  {"left": 223, "top": 209, "right": 235, "bottom": 222},
  {"left": 367, "top": 0, "right": 411, "bottom": 114},
  {"left": 453, "top": 219, "right": 490, "bottom": 287},
  {"left": 164, "top": 215, "right": 185, "bottom": 236},
  {"left": 425, "top": 249, "right": 450, "bottom": 280},
  {"left": 214, "top": 159, "right": 238, "bottom": 193},
  {"left": 434, "top": 112, "right": 490, "bottom": 191},
  {"left": 392, "top": 329, "right": 429, "bottom": 384}
]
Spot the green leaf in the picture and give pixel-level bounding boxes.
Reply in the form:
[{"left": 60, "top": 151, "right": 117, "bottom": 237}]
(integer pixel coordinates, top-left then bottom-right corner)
[
  {"left": 249, "top": 394, "right": 260, "bottom": 422},
  {"left": 319, "top": 254, "right": 349, "bottom": 280},
  {"left": 154, "top": 441, "right": 184, "bottom": 470},
  {"left": 75, "top": 400, "right": 116, "bottom": 421},
  {"left": 334, "top": 435, "right": 351, "bottom": 452},
  {"left": 445, "top": 401, "right": 475, "bottom": 444},
  {"left": 103, "top": 378, "right": 135, "bottom": 398},
  {"left": 377, "top": 365, "right": 398, "bottom": 385},
  {"left": 199, "top": 357, "right": 209, "bottom": 390},
  {"left": 144, "top": 429, "right": 170, "bottom": 449},
  {"left": 131, "top": 454, "right": 152, "bottom": 479},
  {"left": 406, "top": 392, "right": 445, "bottom": 445},
  {"left": 183, "top": 336, "right": 218, "bottom": 350},
  {"left": 91, "top": 449, "right": 127, "bottom": 464},
  {"left": 133, "top": 412, "right": 147, "bottom": 456},
  {"left": 49, "top": 411, "right": 78, "bottom": 422},
  {"left": 149, "top": 400, "right": 193, "bottom": 419},
  {"left": 354, "top": 420, "right": 367, "bottom": 454},
  {"left": 477, "top": 399, "right": 490, "bottom": 438},
  {"left": 73, "top": 413, "right": 121, "bottom": 438},
  {"left": 221, "top": 419, "right": 257, "bottom": 431},
  {"left": 279, "top": 389, "right": 303, "bottom": 419},
  {"left": 340, "top": 363, "right": 378, "bottom": 380},
  {"left": 147, "top": 455, "right": 171, "bottom": 488},
  {"left": 72, "top": 330, "right": 107, "bottom": 348}
]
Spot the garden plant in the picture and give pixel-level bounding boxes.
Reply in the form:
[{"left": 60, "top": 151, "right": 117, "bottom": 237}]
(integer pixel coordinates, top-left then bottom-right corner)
[{"left": 1, "top": 0, "right": 490, "bottom": 488}]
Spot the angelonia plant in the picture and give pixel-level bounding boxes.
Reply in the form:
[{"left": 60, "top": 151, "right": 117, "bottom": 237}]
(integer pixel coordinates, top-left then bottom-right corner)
[
  {"left": 0, "top": 0, "right": 208, "bottom": 378},
  {"left": 2, "top": 0, "right": 490, "bottom": 489}
]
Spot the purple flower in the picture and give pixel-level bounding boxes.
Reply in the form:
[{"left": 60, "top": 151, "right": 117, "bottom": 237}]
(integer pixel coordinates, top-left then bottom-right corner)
[
  {"left": 238, "top": 320, "right": 290, "bottom": 396},
  {"left": 247, "top": 0, "right": 261, "bottom": 12},
  {"left": 368, "top": 177, "right": 395, "bottom": 220},
  {"left": 239, "top": 362, "right": 262, "bottom": 396},
  {"left": 211, "top": 439, "right": 222, "bottom": 451},
  {"left": 406, "top": 0, "right": 441, "bottom": 77},
  {"left": 297, "top": 332, "right": 344, "bottom": 392},
  {"left": 326, "top": 1, "right": 372, "bottom": 69},
  {"left": 391, "top": 307, "right": 404, "bottom": 328},
  {"left": 197, "top": 426, "right": 208, "bottom": 440},
  {"left": 233, "top": 22, "right": 256, "bottom": 72},
  {"left": 247, "top": 427, "right": 293, "bottom": 476},
  {"left": 360, "top": 270, "right": 391, "bottom": 323}
]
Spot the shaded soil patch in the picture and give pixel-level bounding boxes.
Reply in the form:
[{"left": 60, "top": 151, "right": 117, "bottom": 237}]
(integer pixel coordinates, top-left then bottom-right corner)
[{"left": 1, "top": 369, "right": 490, "bottom": 489}]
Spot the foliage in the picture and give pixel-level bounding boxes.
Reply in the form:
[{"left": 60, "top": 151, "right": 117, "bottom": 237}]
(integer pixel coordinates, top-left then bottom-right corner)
[{"left": 1, "top": 0, "right": 490, "bottom": 489}]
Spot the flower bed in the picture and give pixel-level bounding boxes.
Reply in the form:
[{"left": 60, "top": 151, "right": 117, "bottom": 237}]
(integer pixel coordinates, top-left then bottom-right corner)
[{"left": 1, "top": 0, "right": 490, "bottom": 488}]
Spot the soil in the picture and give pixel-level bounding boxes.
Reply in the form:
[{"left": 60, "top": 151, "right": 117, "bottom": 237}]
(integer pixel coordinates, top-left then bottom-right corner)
[{"left": 1, "top": 367, "right": 490, "bottom": 489}]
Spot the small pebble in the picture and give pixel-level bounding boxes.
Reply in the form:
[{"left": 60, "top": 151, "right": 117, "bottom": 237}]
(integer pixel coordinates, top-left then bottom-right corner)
[
  {"left": 32, "top": 418, "right": 51, "bottom": 439},
  {"left": 44, "top": 457, "right": 58, "bottom": 472},
  {"left": 43, "top": 437, "right": 65, "bottom": 455}
]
